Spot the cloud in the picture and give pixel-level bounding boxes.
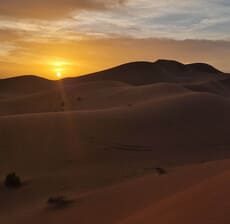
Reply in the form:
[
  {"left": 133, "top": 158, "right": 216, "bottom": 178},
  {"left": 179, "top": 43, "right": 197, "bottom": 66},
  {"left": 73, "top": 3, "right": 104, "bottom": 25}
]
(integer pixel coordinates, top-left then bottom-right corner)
[
  {"left": 0, "top": 0, "right": 230, "bottom": 41},
  {"left": 71, "top": 0, "right": 230, "bottom": 40},
  {"left": 0, "top": 42, "right": 17, "bottom": 57},
  {"left": 0, "top": 0, "right": 126, "bottom": 19}
]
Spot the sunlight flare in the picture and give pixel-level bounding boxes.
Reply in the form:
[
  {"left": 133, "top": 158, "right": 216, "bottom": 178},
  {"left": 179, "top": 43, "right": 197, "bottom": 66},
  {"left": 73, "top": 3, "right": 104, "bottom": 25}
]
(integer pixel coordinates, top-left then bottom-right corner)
[{"left": 50, "top": 59, "right": 72, "bottom": 79}]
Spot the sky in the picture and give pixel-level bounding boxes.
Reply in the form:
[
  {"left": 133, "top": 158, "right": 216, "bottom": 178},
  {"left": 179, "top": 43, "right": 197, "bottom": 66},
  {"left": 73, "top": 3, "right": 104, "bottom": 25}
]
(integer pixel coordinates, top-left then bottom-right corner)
[{"left": 0, "top": 0, "right": 230, "bottom": 79}]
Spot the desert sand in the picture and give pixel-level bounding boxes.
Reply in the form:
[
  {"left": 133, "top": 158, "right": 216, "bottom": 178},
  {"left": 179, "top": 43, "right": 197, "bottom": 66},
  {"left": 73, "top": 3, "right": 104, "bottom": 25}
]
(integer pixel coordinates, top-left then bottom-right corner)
[{"left": 1, "top": 60, "right": 230, "bottom": 224}]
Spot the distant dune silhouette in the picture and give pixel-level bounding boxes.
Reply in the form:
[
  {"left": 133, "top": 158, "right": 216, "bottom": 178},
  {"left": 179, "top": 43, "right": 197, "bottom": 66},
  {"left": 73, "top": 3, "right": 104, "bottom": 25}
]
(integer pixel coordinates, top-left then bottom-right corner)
[
  {"left": 0, "top": 60, "right": 226, "bottom": 88},
  {"left": 64, "top": 59, "right": 225, "bottom": 85}
]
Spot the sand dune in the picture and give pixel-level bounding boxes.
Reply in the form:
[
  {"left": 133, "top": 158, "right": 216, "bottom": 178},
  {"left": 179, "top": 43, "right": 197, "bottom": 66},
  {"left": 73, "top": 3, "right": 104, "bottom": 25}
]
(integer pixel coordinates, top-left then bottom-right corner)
[
  {"left": 0, "top": 81, "right": 190, "bottom": 115},
  {"left": 0, "top": 75, "right": 55, "bottom": 96},
  {"left": 1, "top": 78, "right": 230, "bottom": 116},
  {"left": 1, "top": 91, "right": 230, "bottom": 166},
  {"left": 121, "top": 169, "right": 230, "bottom": 224},
  {"left": 0, "top": 59, "right": 228, "bottom": 116},
  {"left": 3, "top": 160, "right": 230, "bottom": 224},
  {"left": 1, "top": 60, "right": 230, "bottom": 224},
  {"left": 64, "top": 59, "right": 224, "bottom": 85}
]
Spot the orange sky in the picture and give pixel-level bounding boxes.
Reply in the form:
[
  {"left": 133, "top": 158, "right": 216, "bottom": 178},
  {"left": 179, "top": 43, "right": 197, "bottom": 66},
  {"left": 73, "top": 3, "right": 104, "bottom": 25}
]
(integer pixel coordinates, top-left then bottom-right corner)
[{"left": 0, "top": 0, "right": 230, "bottom": 79}]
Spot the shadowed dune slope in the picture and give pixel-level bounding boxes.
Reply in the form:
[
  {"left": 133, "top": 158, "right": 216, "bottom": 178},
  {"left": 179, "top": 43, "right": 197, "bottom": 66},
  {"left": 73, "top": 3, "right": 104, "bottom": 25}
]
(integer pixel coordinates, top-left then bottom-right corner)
[
  {"left": 1, "top": 92, "right": 230, "bottom": 173},
  {"left": 0, "top": 60, "right": 226, "bottom": 93},
  {"left": 0, "top": 75, "right": 55, "bottom": 96},
  {"left": 0, "top": 60, "right": 228, "bottom": 115},
  {"left": 0, "top": 82, "right": 191, "bottom": 115},
  {"left": 64, "top": 60, "right": 224, "bottom": 85}
]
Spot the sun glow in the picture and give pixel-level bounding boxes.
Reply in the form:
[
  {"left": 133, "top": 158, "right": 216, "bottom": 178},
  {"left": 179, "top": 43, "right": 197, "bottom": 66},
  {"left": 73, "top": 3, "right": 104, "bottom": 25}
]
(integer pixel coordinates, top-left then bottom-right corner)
[
  {"left": 56, "top": 71, "right": 62, "bottom": 78},
  {"left": 49, "top": 59, "right": 73, "bottom": 79}
]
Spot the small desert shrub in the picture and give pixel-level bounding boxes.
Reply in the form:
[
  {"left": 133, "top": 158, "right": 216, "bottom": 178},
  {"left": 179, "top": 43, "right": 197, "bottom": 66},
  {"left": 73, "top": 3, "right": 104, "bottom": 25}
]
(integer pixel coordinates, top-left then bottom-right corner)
[
  {"left": 4, "top": 173, "right": 22, "bottom": 189},
  {"left": 47, "top": 196, "right": 74, "bottom": 209},
  {"left": 155, "top": 167, "right": 167, "bottom": 175}
]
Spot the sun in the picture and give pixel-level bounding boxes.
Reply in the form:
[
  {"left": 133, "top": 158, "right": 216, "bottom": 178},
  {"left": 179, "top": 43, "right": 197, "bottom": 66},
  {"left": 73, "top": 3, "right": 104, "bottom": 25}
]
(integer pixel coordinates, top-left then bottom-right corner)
[
  {"left": 52, "top": 60, "right": 70, "bottom": 79},
  {"left": 56, "top": 71, "right": 62, "bottom": 78},
  {"left": 46, "top": 58, "right": 73, "bottom": 79}
]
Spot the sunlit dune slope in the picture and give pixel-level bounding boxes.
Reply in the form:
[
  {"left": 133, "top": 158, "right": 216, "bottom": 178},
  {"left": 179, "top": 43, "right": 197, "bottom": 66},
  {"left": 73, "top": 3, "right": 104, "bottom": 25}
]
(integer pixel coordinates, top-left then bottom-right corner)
[
  {"left": 3, "top": 160, "right": 230, "bottom": 224},
  {"left": 121, "top": 170, "right": 230, "bottom": 224}
]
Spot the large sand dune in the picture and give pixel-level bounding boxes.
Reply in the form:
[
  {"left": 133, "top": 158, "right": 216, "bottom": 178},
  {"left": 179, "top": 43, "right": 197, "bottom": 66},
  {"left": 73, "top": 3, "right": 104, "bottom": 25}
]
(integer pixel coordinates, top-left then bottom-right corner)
[
  {"left": 0, "top": 60, "right": 230, "bottom": 223},
  {"left": 3, "top": 160, "right": 230, "bottom": 224},
  {"left": 121, "top": 168, "right": 230, "bottom": 224}
]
